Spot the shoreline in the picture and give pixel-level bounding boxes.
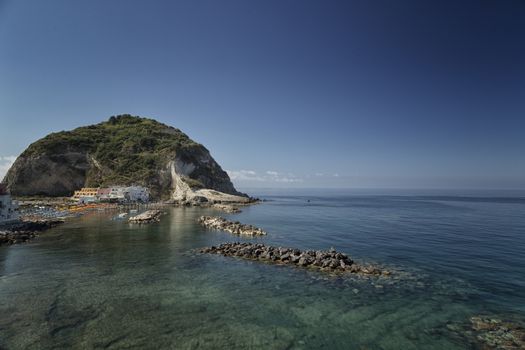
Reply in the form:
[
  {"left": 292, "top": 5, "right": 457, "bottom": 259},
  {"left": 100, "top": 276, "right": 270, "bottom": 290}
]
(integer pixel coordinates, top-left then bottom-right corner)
[
  {"left": 0, "top": 219, "right": 64, "bottom": 246},
  {"left": 0, "top": 196, "right": 260, "bottom": 246}
]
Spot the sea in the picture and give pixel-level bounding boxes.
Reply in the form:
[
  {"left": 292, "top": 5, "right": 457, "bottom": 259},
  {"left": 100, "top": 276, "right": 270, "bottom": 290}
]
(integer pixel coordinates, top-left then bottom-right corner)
[{"left": 1, "top": 189, "right": 524, "bottom": 349}]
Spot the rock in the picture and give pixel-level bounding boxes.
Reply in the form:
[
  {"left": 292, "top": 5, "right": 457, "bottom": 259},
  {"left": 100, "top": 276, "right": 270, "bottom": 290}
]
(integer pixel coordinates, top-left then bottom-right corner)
[
  {"left": 467, "top": 316, "right": 525, "bottom": 350},
  {"left": 191, "top": 196, "right": 209, "bottom": 204},
  {"left": 199, "top": 242, "right": 389, "bottom": 276},
  {"left": 198, "top": 216, "right": 266, "bottom": 236},
  {"left": 313, "top": 258, "right": 323, "bottom": 267},
  {"left": 298, "top": 257, "right": 308, "bottom": 266},
  {"left": 0, "top": 219, "right": 64, "bottom": 246},
  {"left": 349, "top": 265, "right": 360, "bottom": 273},
  {"left": 129, "top": 210, "right": 163, "bottom": 223},
  {"left": 212, "top": 204, "right": 242, "bottom": 213}
]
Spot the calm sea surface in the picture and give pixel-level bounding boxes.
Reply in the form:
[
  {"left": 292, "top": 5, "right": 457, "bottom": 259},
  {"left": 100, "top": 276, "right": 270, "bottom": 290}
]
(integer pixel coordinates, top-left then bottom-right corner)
[{"left": 1, "top": 189, "right": 524, "bottom": 349}]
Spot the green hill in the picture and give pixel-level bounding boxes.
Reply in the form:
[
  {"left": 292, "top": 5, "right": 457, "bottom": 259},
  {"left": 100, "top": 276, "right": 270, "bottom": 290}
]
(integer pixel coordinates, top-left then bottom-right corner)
[{"left": 3, "top": 115, "right": 242, "bottom": 200}]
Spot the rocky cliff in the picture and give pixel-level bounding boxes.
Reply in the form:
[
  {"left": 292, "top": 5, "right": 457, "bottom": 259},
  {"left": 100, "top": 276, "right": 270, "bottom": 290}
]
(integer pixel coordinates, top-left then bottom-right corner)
[{"left": 2, "top": 115, "right": 246, "bottom": 201}]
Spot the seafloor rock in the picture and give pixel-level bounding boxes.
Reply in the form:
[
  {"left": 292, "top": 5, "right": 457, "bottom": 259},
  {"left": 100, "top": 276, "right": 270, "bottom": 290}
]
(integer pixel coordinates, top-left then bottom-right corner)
[
  {"left": 469, "top": 316, "right": 525, "bottom": 350},
  {"left": 198, "top": 216, "right": 265, "bottom": 236},
  {"left": 128, "top": 210, "right": 163, "bottom": 223},
  {"left": 199, "top": 242, "right": 389, "bottom": 275}
]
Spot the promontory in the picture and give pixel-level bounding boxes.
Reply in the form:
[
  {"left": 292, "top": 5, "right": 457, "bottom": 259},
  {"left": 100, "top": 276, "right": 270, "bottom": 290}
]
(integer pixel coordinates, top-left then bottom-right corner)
[{"left": 1, "top": 114, "right": 249, "bottom": 203}]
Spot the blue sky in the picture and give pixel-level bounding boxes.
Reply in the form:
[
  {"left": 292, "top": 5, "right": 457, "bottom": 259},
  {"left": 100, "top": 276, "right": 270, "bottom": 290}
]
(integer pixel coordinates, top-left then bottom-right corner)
[{"left": 1, "top": 0, "right": 524, "bottom": 189}]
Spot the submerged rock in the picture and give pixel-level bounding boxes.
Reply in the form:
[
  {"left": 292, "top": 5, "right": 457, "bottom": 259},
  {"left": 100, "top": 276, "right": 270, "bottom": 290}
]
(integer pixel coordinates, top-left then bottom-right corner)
[
  {"left": 198, "top": 216, "right": 266, "bottom": 236},
  {"left": 447, "top": 315, "right": 525, "bottom": 350},
  {"left": 199, "top": 242, "right": 388, "bottom": 275},
  {"left": 469, "top": 316, "right": 525, "bottom": 350}
]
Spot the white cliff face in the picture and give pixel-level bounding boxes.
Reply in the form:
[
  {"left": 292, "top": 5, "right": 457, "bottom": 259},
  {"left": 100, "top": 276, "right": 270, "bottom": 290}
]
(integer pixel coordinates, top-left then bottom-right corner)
[
  {"left": 169, "top": 158, "right": 249, "bottom": 203},
  {"left": 192, "top": 189, "right": 251, "bottom": 203},
  {"left": 169, "top": 160, "right": 193, "bottom": 201}
]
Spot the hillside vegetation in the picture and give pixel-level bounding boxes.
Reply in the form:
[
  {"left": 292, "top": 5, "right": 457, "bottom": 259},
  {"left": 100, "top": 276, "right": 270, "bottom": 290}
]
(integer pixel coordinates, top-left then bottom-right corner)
[
  {"left": 4, "top": 115, "right": 239, "bottom": 199},
  {"left": 23, "top": 115, "right": 201, "bottom": 188}
]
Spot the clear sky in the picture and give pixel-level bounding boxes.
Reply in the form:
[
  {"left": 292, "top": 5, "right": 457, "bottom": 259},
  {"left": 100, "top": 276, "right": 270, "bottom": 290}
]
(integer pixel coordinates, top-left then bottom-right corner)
[{"left": 1, "top": 0, "right": 524, "bottom": 189}]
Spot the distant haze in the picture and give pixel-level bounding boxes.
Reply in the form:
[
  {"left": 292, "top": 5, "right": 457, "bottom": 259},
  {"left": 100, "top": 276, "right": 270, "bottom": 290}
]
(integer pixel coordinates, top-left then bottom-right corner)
[{"left": 1, "top": 0, "right": 524, "bottom": 189}]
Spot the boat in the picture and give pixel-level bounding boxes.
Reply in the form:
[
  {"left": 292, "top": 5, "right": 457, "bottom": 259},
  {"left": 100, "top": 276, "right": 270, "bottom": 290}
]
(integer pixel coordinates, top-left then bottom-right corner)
[{"left": 118, "top": 213, "right": 128, "bottom": 218}]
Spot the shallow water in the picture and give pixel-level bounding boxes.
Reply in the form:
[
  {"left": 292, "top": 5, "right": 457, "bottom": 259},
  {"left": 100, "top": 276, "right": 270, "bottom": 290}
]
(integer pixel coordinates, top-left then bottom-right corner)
[{"left": 1, "top": 191, "right": 524, "bottom": 349}]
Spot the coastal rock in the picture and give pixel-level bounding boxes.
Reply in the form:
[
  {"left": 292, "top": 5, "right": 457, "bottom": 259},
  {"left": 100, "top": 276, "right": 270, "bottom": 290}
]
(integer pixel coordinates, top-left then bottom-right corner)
[
  {"left": 198, "top": 216, "right": 266, "bottom": 236},
  {"left": 199, "top": 242, "right": 388, "bottom": 276},
  {"left": 128, "top": 210, "right": 163, "bottom": 223},
  {"left": 0, "top": 230, "right": 36, "bottom": 245},
  {"left": 0, "top": 219, "right": 64, "bottom": 246},
  {"left": 212, "top": 204, "right": 242, "bottom": 213}
]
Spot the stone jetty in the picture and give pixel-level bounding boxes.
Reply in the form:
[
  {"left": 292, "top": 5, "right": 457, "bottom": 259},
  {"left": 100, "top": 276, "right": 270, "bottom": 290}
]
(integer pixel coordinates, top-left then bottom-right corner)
[
  {"left": 200, "top": 242, "right": 389, "bottom": 275},
  {"left": 198, "top": 216, "right": 266, "bottom": 236},
  {"left": 128, "top": 210, "right": 163, "bottom": 223},
  {"left": 212, "top": 204, "right": 242, "bottom": 213},
  {"left": 0, "top": 219, "right": 64, "bottom": 246}
]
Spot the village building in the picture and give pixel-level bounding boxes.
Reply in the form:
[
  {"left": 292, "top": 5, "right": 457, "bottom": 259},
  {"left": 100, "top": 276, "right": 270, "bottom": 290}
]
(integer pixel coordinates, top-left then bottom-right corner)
[
  {"left": 72, "top": 187, "right": 99, "bottom": 203},
  {"left": 107, "top": 187, "right": 126, "bottom": 201},
  {"left": 124, "top": 186, "right": 150, "bottom": 202},
  {"left": 72, "top": 186, "right": 150, "bottom": 203},
  {"left": 96, "top": 188, "right": 112, "bottom": 201},
  {"left": 88, "top": 187, "right": 123, "bottom": 202},
  {"left": 0, "top": 184, "right": 20, "bottom": 224},
  {"left": 102, "top": 186, "right": 150, "bottom": 203}
]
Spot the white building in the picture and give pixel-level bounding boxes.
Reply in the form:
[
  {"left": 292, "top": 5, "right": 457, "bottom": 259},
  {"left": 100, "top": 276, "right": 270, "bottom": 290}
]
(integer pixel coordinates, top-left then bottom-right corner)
[
  {"left": 96, "top": 186, "right": 149, "bottom": 203},
  {"left": 0, "top": 184, "right": 19, "bottom": 223},
  {"left": 124, "top": 186, "right": 150, "bottom": 202},
  {"left": 108, "top": 187, "right": 127, "bottom": 201}
]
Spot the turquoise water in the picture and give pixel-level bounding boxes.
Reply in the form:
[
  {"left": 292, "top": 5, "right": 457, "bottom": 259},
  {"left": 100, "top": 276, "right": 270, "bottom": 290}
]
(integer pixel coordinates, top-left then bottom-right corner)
[{"left": 1, "top": 191, "right": 524, "bottom": 349}]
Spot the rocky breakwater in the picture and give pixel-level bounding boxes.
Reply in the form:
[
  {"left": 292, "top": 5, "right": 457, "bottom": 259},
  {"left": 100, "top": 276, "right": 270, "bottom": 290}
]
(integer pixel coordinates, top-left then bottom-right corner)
[
  {"left": 200, "top": 242, "right": 390, "bottom": 276},
  {"left": 212, "top": 204, "right": 242, "bottom": 213},
  {"left": 0, "top": 219, "right": 64, "bottom": 246},
  {"left": 128, "top": 210, "right": 163, "bottom": 223},
  {"left": 198, "top": 216, "right": 266, "bottom": 236}
]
